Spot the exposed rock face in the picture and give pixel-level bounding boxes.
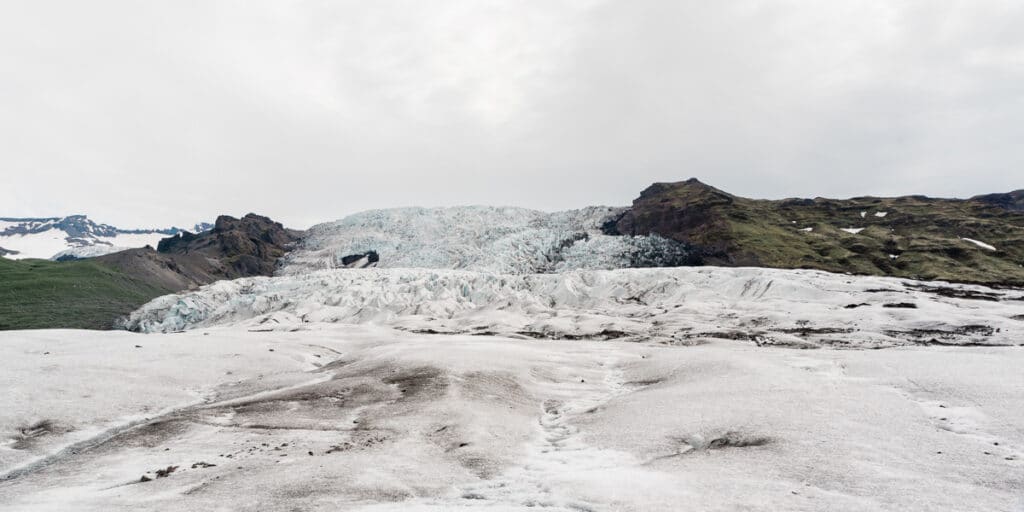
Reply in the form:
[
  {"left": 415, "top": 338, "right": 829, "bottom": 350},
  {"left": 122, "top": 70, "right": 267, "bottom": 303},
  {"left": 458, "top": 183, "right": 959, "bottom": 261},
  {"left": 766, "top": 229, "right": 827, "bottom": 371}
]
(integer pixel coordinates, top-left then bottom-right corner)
[
  {"left": 614, "top": 179, "right": 739, "bottom": 264},
  {"left": 95, "top": 213, "right": 302, "bottom": 294},
  {"left": 614, "top": 178, "right": 1024, "bottom": 286},
  {"left": 157, "top": 214, "right": 302, "bottom": 278}
]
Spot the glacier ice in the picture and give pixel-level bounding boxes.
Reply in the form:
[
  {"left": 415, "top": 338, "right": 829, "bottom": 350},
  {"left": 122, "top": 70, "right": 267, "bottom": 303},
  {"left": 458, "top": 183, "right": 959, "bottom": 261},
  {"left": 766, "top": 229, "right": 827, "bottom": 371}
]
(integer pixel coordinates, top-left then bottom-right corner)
[
  {"left": 279, "top": 206, "right": 695, "bottom": 275},
  {"left": 124, "top": 266, "right": 1024, "bottom": 348},
  {"left": 123, "top": 205, "right": 1023, "bottom": 348}
]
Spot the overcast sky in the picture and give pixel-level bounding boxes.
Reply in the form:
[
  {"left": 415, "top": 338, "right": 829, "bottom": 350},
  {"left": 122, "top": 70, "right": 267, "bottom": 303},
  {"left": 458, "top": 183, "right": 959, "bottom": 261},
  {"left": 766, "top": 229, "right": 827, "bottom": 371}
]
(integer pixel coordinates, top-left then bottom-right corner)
[{"left": 2, "top": 1, "right": 1022, "bottom": 229}]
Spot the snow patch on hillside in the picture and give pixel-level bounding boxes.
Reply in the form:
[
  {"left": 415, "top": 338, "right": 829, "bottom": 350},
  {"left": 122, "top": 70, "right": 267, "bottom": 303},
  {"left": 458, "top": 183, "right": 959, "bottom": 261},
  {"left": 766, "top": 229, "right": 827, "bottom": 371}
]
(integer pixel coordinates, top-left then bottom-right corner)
[
  {"left": 961, "top": 237, "right": 997, "bottom": 251},
  {"left": 0, "top": 232, "right": 70, "bottom": 260}
]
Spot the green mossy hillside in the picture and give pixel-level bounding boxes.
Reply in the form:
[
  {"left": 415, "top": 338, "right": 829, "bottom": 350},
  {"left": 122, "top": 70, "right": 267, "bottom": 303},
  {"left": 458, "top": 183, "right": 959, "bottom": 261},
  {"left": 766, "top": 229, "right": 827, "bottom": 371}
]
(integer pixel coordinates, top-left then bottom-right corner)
[
  {"left": 617, "top": 179, "right": 1024, "bottom": 286},
  {"left": 0, "top": 257, "right": 170, "bottom": 330}
]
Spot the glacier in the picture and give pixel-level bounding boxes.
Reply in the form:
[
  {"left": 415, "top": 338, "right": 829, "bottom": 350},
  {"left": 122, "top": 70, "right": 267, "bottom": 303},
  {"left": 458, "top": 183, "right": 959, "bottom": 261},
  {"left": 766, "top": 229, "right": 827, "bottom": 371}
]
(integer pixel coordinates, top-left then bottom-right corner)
[
  {"left": 279, "top": 206, "right": 694, "bottom": 275},
  {"left": 124, "top": 266, "right": 1023, "bottom": 349}
]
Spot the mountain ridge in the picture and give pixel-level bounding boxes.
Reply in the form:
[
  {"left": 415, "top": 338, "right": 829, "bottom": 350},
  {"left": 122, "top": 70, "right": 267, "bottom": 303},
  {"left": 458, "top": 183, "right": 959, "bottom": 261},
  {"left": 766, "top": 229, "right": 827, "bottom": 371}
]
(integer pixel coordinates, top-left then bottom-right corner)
[{"left": 0, "top": 215, "right": 213, "bottom": 260}]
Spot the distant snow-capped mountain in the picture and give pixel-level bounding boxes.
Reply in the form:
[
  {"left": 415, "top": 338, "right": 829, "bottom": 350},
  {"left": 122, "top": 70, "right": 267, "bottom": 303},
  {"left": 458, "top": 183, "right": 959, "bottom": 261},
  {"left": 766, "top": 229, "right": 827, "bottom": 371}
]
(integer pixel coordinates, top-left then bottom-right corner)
[{"left": 0, "top": 215, "right": 212, "bottom": 260}]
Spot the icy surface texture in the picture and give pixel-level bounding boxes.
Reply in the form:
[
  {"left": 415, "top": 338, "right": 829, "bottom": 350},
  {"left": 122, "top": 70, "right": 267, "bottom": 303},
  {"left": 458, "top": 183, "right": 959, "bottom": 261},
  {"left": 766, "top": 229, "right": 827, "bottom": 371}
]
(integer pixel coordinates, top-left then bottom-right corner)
[
  {"left": 125, "top": 266, "right": 1024, "bottom": 348},
  {"left": 280, "top": 206, "right": 693, "bottom": 275},
  {"left": 4, "top": 328, "right": 1022, "bottom": 510}
]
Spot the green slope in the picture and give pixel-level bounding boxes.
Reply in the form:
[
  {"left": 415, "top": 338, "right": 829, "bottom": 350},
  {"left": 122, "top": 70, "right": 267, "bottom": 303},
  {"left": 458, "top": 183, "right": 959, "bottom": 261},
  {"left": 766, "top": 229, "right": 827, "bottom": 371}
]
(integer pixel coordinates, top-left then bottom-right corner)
[
  {"left": 0, "top": 258, "right": 171, "bottom": 330},
  {"left": 727, "top": 195, "right": 1024, "bottom": 285},
  {"left": 616, "top": 179, "right": 1024, "bottom": 286},
  {"left": 0, "top": 213, "right": 301, "bottom": 331}
]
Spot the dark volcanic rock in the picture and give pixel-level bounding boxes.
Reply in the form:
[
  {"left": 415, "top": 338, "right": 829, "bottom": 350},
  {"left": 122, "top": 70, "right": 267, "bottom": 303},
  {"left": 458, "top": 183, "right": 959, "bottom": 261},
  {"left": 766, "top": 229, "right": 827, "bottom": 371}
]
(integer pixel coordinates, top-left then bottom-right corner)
[
  {"left": 95, "top": 213, "right": 303, "bottom": 300},
  {"left": 614, "top": 178, "right": 739, "bottom": 264},
  {"left": 156, "top": 231, "right": 201, "bottom": 252},
  {"left": 156, "top": 214, "right": 302, "bottom": 279},
  {"left": 340, "top": 251, "right": 380, "bottom": 268}
]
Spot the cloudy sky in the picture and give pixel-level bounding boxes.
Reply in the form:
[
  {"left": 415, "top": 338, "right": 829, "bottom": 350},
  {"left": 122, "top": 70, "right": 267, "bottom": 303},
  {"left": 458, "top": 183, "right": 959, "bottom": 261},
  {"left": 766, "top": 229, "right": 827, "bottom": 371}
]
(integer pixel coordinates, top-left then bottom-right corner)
[{"left": 2, "top": 1, "right": 1022, "bottom": 229}]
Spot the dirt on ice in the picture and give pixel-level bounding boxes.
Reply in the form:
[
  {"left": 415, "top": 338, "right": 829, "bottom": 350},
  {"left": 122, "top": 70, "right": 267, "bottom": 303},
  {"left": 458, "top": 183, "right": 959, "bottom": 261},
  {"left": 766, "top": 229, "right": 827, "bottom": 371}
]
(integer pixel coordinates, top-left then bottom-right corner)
[{"left": 1, "top": 326, "right": 1022, "bottom": 511}]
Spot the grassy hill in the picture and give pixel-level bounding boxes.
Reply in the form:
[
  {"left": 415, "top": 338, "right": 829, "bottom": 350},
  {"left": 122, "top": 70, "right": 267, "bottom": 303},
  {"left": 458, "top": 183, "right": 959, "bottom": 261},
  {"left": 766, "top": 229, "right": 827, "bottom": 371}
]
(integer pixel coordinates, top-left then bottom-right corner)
[
  {"left": 615, "top": 179, "right": 1024, "bottom": 286},
  {"left": 0, "top": 213, "right": 301, "bottom": 331},
  {"left": 0, "top": 258, "right": 172, "bottom": 330}
]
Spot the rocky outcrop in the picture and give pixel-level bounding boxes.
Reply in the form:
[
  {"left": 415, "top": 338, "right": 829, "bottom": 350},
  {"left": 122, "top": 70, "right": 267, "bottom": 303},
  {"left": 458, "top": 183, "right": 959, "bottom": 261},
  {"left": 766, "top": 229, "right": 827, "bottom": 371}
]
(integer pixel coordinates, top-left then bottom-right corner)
[
  {"left": 156, "top": 213, "right": 302, "bottom": 278},
  {"left": 340, "top": 251, "right": 380, "bottom": 268},
  {"left": 85, "top": 214, "right": 302, "bottom": 313},
  {"left": 614, "top": 179, "right": 739, "bottom": 264}
]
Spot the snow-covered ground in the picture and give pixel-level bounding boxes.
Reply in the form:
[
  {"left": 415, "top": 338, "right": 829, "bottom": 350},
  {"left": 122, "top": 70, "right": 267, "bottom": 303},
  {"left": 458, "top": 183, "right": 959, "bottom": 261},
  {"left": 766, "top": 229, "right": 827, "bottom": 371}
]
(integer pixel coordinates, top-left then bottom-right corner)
[
  {"left": 0, "top": 231, "right": 73, "bottom": 261},
  {"left": 125, "top": 266, "right": 1024, "bottom": 349},
  {"left": 961, "top": 237, "right": 998, "bottom": 251},
  {"left": 0, "top": 327, "right": 1021, "bottom": 511}
]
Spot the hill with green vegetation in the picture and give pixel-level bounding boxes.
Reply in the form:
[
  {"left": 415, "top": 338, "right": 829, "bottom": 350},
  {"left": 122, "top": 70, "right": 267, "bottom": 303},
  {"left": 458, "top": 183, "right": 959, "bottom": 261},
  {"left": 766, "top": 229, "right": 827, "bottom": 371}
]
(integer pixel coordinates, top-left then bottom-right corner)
[
  {"left": 613, "top": 179, "right": 1024, "bottom": 286},
  {"left": 0, "top": 214, "right": 301, "bottom": 330},
  {"left": 0, "top": 257, "right": 172, "bottom": 330}
]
